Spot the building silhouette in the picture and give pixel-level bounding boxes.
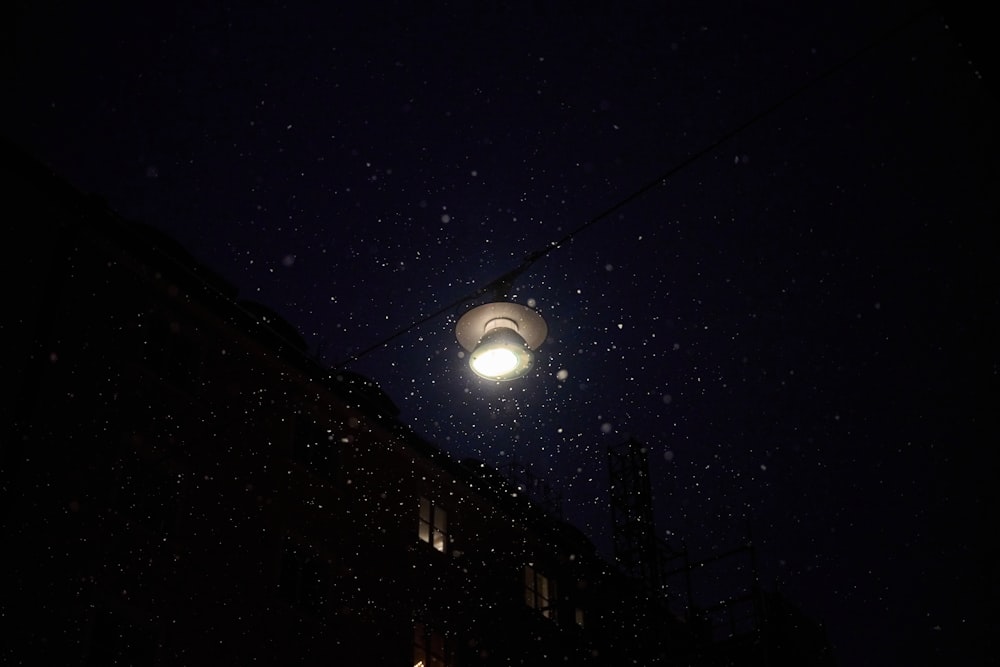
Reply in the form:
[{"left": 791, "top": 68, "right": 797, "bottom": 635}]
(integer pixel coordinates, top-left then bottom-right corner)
[{"left": 2, "top": 137, "right": 834, "bottom": 666}]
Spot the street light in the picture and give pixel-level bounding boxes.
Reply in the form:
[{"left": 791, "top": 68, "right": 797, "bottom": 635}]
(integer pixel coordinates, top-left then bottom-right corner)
[{"left": 455, "top": 302, "right": 547, "bottom": 381}]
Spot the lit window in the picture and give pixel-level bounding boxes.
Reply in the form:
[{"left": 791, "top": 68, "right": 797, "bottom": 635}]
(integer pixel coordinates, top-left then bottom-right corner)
[
  {"left": 575, "top": 607, "right": 585, "bottom": 628},
  {"left": 418, "top": 497, "right": 448, "bottom": 553},
  {"left": 524, "top": 564, "right": 557, "bottom": 620},
  {"left": 413, "top": 623, "right": 452, "bottom": 667}
]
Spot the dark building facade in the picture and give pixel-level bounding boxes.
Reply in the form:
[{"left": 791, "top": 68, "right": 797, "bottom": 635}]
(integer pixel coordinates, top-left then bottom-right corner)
[{"left": 2, "top": 137, "right": 833, "bottom": 666}]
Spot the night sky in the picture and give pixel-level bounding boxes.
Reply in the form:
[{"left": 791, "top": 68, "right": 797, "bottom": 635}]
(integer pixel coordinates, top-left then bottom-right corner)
[{"left": 6, "top": 2, "right": 997, "bottom": 664}]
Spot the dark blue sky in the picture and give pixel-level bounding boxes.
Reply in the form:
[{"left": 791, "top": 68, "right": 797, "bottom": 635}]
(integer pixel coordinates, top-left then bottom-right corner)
[{"left": 7, "top": 2, "right": 996, "bottom": 664}]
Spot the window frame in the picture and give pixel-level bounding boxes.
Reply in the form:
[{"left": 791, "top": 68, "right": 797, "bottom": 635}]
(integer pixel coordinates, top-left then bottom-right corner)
[
  {"left": 418, "top": 497, "right": 448, "bottom": 553},
  {"left": 412, "top": 622, "right": 453, "bottom": 667},
  {"left": 524, "top": 564, "right": 557, "bottom": 620},
  {"left": 290, "top": 414, "right": 340, "bottom": 480},
  {"left": 278, "top": 539, "right": 332, "bottom": 616}
]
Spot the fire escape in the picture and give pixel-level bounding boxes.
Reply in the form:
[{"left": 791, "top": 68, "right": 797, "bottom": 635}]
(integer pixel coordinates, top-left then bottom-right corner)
[
  {"left": 607, "top": 437, "right": 772, "bottom": 651},
  {"left": 607, "top": 437, "right": 694, "bottom": 611}
]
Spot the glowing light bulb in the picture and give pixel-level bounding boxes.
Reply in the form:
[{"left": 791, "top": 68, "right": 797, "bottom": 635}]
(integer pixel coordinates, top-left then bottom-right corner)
[
  {"left": 472, "top": 347, "right": 520, "bottom": 377},
  {"left": 467, "top": 327, "right": 533, "bottom": 380}
]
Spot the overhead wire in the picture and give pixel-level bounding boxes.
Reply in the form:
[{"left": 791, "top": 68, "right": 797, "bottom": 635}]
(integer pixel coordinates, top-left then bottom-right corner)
[{"left": 333, "top": 4, "right": 937, "bottom": 370}]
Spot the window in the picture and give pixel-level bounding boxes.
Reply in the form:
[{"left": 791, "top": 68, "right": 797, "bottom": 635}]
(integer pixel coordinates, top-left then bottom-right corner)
[
  {"left": 418, "top": 497, "right": 448, "bottom": 553},
  {"left": 141, "top": 316, "right": 200, "bottom": 389},
  {"left": 278, "top": 540, "right": 331, "bottom": 616},
  {"left": 524, "top": 564, "right": 557, "bottom": 620},
  {"left": 116, "top": 459, "right": 178, "bottom": 536},
  {"left": 413, "top": 623, "right": 453, "bottom": 667},
  {"left": 291, "top": 416, "right": 339, "bottom": 479},
  {"left": 86, "top": 606, "right": 157, "bottom": 666}
]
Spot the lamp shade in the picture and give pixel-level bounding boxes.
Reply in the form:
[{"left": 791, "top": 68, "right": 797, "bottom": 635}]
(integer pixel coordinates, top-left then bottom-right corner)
[{"left": 456, "top": 302, "right": 547, "bottom": 381}]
